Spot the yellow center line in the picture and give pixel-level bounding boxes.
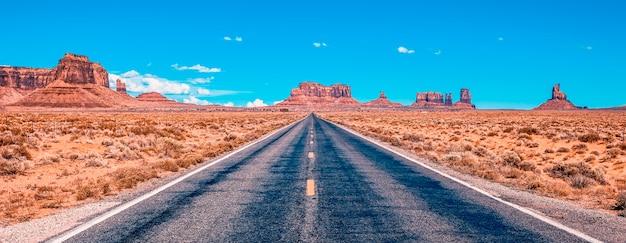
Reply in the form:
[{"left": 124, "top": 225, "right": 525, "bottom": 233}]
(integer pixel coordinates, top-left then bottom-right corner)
[
  {"left": 306, "top": 179, "right": 315, "bottom": 196},
  {"left": 308, "top": 152, "right": 315, "bottom": 158}
]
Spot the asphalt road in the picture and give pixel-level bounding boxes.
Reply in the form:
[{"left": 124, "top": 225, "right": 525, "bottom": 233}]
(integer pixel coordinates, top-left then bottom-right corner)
[{"left": 52, "top": 114, "right": 590, "bottom": 242}]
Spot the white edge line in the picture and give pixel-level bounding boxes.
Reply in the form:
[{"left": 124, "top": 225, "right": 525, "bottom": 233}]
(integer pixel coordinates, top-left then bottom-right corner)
[
  {"left": 49, "top": 115, "right": 308, "bottom": 243},
  {"left": 323, "top": 118, "right": 602, "bottom": 243}
]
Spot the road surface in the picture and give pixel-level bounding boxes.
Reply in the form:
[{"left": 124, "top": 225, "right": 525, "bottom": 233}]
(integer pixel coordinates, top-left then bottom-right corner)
[{"left": 52, "top": 114, "right": 591, "bottom": 242}]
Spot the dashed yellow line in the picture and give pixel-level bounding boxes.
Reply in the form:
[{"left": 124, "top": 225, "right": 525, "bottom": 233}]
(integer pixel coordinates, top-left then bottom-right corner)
[
  {"left": 309, "top": 141, "right": 314, "bottom": 145},
  {"left": 308, "top": 152, "right": 315, "bottom": 158},
  {"left": 306, "top": 179, "right": 315, "bottom": 196}
]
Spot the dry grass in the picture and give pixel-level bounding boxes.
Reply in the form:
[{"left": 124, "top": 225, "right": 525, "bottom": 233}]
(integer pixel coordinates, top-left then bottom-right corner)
[
  {"left": 0, "top": 111, "right": 304, "bottom": 225},
  {"left": 320, "top": 110, "right": 626, "bottom": 214}
]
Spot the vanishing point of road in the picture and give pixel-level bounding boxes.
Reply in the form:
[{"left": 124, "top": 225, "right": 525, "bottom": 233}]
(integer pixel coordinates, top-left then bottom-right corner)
[{"left": 51, "top": 114, "right": 596, "bottom": 242}]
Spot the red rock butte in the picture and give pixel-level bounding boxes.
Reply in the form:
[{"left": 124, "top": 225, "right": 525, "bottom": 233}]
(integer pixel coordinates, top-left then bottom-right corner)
[
  {"left": 363, "top": 91, "right": 403, "bottom": 107},
  {"left": 275, "top": 82, "right": 360, "bottom": 107},
  {"left": 534, "top": 84, "right": 583, "bottom": 110},
  {"left": 135, "top": 92, "right": 176, "bottom": 103}
]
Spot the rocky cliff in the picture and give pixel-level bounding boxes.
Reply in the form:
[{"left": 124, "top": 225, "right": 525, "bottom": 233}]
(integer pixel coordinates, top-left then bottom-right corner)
[
  {"left": 0, "top": 53, "right": 109, "bottom": 90},
  {"left": 363, "top": 91, "right": 403, "bottom": 107},
  {"left": 411, "top": 89, "right": 475, "bottom": 109},
  {"left": 275, "top": 82, "right": 360, "bottom": 107},
  {"left": 534, "top": 84, "right": 581, "bottom": 110},
  {"left": 116, "top": 79, "right": 127, "bottom": 94}
]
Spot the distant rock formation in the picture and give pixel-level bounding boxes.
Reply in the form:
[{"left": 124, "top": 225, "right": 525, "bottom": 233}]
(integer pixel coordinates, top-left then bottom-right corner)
[
  {"left": 13, "top": 80, "right": 131, "bottom": 108},
  {"left": 445, "top": 93, "right": 453, "bottom": 106},
  {"left": 411, "top": 89, "right": 475, "bottom": 109},
  {"left": 534, "top": 84, "right": 581, "bottom": 110},
  {"left": 116, "top": 79, "right": 127, "bottom": 94},
  {"left": 459, "top": 88, "right": 472, "bottom": 104},
  {"left": 364, "top": 91, "right": 403, "bottom": 107},
  {"left": 0, "top": 53, "right": 109, "bottom": 90},
  {"left": 136, "top": 92, "right": 176, "bottom": 103},
  {"left": 275, "top": 82, "right": 360, "bottom": 107}
]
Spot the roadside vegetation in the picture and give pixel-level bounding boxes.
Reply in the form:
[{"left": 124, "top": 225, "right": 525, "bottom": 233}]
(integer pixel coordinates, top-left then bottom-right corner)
[
  {"left": 319, "top": 111, "right": 626, "bottom": 216},
  {"left": 0, "top": 112, "right": 304, "bottom": 226}
]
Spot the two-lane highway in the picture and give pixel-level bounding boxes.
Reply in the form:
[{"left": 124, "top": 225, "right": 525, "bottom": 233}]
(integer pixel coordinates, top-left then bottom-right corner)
[{"left": 52, "top": 114, "right": 593, "bottom": 242}]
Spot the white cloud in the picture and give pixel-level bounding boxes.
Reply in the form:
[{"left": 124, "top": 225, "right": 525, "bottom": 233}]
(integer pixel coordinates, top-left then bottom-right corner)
[
  {"left": 434, "top": 50, "right": 442, "bottom": 55},
  {"left": 197, "top": 88, "right": 211, "bottom": 95},
  {"left": 109, "top": 71, "right": 191, "bottom": 95},
  {"left": 146, "top": 62, "right": 152, "bottom": 67},
  {"left": 171, "top": 63, "right": 221, "bottom": 73},
  {"left": 313, "top": 42, "right": 327, "bottom": 48},
  {"left": 398, "top": 46, "right": 414, "bottom": 54},
  {"left": 183, "top": 95, "right": 211, "bottom": 105},
  {"left": 224, "top": 36, "right": 232, "bottom": 41},
  {"left": 586, "top": 46, "right": 593, "bottom": 50},
  {"left": 190, "top": 77, "right": 214, "bottom": 84},
  {"left": 273, "top": 100, "right": 284, "bottom": 105},
  {"left": 235, "top": 36, "right": 242, "bottom": 42},
  {"left": 498, "top": 37, "right": 504, "bottom": 41},
  {"left": 246, "top": 98, "right": 268, "bottom": 108},
  {"left": 223, "top": 102, "right": 235, "bottom": 107}
]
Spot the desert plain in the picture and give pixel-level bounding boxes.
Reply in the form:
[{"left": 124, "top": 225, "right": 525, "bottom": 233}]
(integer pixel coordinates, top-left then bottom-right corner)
[
  {"left": 2, "top": 109, "right": 626, "bottom": 229},
  {"left": 0, "top": 111, "right": 305, "bottom": 226}
]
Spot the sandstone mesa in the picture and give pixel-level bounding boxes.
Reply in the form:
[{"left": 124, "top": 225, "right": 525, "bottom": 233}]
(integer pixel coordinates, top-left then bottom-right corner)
[{"left": 534, "top": 84, "right": 584, "bottom": 110}]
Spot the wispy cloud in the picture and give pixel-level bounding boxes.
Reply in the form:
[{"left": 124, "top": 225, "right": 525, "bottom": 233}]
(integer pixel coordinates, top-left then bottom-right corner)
[
  {"left": 171, "top": 63, "right": 221, "bottom": 73},
  {"left": 398, "top": 46, "right": 414, "bottom": 54},
  {"left": 273, "top": 100, "right": 284, "bottom": 105},
  {"left": 183, "top": 95, "right": 211, "bottom": 105},
  {"left": 109, "top": 71, "right": 191, "bottom": 95},
  {"left": 585, "top": 46, "right": 593, "bottom": 50},
  {"left": 223, "top": 102, "right": 235, "bottom": 107},
  {"left": 146, "top": 62, "right": 152, "bottom": 67},
  {"left": 498, "top": 37, "right": 504, "bottom": 41},
  {"left": 246, "top": 98, "right": 268, "bottom": 108},
  {"left": 224, "top": 36, "right": 243, "bottom": 42},
  {"left": 313, "top": 42, "right": 327, "bottom": 48},
  {"left": 190, "top": 77, "right": 214, "bottom": 84},
  {"left": 197, "top": 88, "right": 211, "bottom": 95},
  {"left": 434, "top": 50, "right": 442, "bottom": 55}
]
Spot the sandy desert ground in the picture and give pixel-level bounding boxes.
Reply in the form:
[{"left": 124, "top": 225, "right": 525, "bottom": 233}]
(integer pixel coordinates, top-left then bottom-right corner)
[
  {"left": 0, "top": 111, "right": 305, "bottom": 226},
  {"left": 319, "top": 110, "right": 626, "bottom": 215}
]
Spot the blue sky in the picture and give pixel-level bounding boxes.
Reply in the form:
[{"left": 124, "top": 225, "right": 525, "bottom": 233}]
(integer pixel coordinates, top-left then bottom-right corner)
[{"left": 1, "top": 0, "right": 625, "bottom": 109}]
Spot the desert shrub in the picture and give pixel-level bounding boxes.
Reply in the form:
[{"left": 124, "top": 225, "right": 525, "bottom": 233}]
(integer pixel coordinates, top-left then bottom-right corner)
[
  {"left": 0, "top": 159, "right": 27, "bottom": 175},
  {"left": 548, "top": 162, "right": 607, "bottom": 186},
  {"left": 1, "top": 145, "right": 32, "bottom": 160},
  {"left": 503, "top": 127, "right": 514, "bottom": 133},
  {"left": 518, "top": 127, "right": 538, "bottom": 135},
  {"left": 571, "top": 144, "right": 587, "bottom": 150},
  {"left": 584, "top": 155, "right": 596, "bottom": 162},
  {"left": 571, "top": 175, "right": 594, "bottom": 189},
  {"left": 156, "top": 159, "right": 179, "bottom": 172},
  {"left": 544, "top": 148, "right": 555, "bottom": 154},
  {"left": 101, "top": 139, "right": 114, "bottom": 146},
  {"left": 473, "top": 146, "right": 493, "bottom": 157},
  {"left": 619, "top": 143, "right": 626, "bottom": 151},
  {"left": 443, "top": 154, "right": 462, "bottom": 163},
  {"left": 112, "top": 168, "right": 159, "bottom": 189},
  {"left": 578, "top": 133, "right": 601, "bottom": 143},
  {"left": 176, "top": 153, "right": 204, "bottom": 168},
  {"left": 486, "top": 131, "right": 498, "bottom": 137},
  {"left": 556, "top": 147, "right": 570, "bottom": 153},
  {"left": 527, "top": 180, "right": 544, "bottom": 190},
  {"left": 500, "top": 150, "right": 535, "bottom": 171},
  {"left": 615, "top": 191, "right": 626, "bottom": 210},
  {"left": 34, "top": 186, "right": 55, "bottom": 200},
  {"left": 606, "top": 148, "right": 624, "bottom": 159},
  {"left": 402, "top": 133, "right": 423, "bottom": 142},
  {"left": 76, "top": 184, "right": 99, "bottom": 201}
]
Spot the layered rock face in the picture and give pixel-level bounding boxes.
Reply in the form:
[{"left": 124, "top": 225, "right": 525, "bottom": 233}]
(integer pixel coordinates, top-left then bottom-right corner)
[
  {"left": 534, "top": 84, "right": 581, "bottom": 110},
  {"left": 411, "top": 89, "right": 475, "bottom": 109},
  {"left": 136, "top": 92, "right": 175, "bottom": 103},
  {"left": 364, "top": 91, "right": 403, "bottom": 107},
  {"left": 0, "top": 53, "right": 109, "bottom": 90},
  {"left": 276, "top": 82, "right": 360, "bottom": 107},
  {"left": 460, "top": 88, "right": 472, "bottom": 104},
  {"left": 116, "top": 79, "right": 127, "bottom": 94},
  {"left": 0, "top": 67, "right": 54, "bottom": 89},
  {"left": 416, "top": 92, "right": 444, "bottom": 104},
  {"left": 54, "top": 53, "right": 108, "bottom": 87}
]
